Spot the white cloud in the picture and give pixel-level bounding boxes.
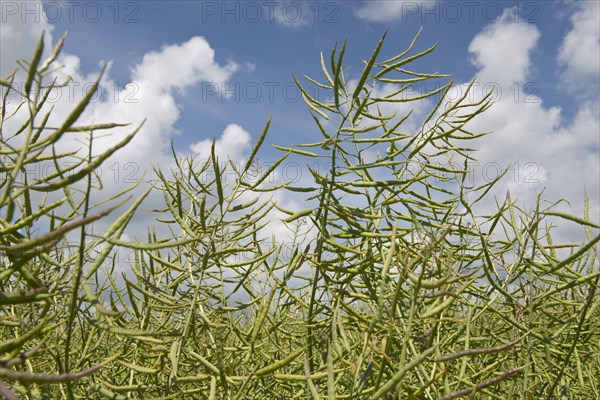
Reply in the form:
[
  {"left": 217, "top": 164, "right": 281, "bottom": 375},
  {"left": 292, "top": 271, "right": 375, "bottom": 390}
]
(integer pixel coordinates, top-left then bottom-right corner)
[
  {"left": 0, "top": 3, "right": 244, "bottom": 243},
  {"left": 452, "top": 8, "right": 599, "bottom": 239},
  {"left": 82, "top": 36, "right": 238, "bottom": 165},
  {"left": 558, "top": 1, "right": 600, "bottom": 93},
  {"left": 1, "top": 7, "right": 239, "bottom": 172},
  {"left": 190, "top": 123, "right": 251, "bottom": 163},
  {"left": 0, "top": 3, "right": 313, "bottom": 257},
  {"left": 468, "top": 8, "right": 540, "bottom": 87},
  {"left": 0, "top": 6, "right": 54, "bottom": 78},
  {"left": 132, "top": 37, "right": 237, "bottom": 93},
  {"left": 354, "top": 0, "right": 435, "bottom": 23}
]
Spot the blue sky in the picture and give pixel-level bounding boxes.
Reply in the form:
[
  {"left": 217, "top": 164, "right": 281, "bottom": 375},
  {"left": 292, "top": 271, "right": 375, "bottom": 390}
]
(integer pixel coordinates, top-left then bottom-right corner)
[
  {"left": 1, "top": 0, "right": 599, "bottom": 242},
  {"left": 34, "top": 0, "right": 591, "bottom": 148}
]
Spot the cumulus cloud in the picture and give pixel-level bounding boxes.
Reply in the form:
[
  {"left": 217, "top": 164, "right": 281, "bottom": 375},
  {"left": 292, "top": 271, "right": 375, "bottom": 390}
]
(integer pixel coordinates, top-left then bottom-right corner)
[
  {"left": 450, "top": 8, "right": 599, "bottom": 240},
  {"left": 0, "top": 3, "right": 244, "bottom": 241},
  {"left": 558, "top": 1, "right": 600, "bottom": 94},
  {"left": 0, "top": 4, "right": 54, "bottom": 77},
  {"left": 354, "top": 0, "right": 435, "bottom": 23},
  {"left": 132, "top": 37, "right": 237, "bottom": 92},
  {"left": 0, "top": 2, "right": 316, "bottom": 259},
  {"left": 190, "top": 123, "right": 251, "bottom": 162},
  {"left": 468, "top": 9, "right": 540, "bottom": 87},
  {"left": 2, "top": 12, "right": 238, "bottom": 171},
  {"left": 80, "top": 36, "right": 238, "bottom": 168}
]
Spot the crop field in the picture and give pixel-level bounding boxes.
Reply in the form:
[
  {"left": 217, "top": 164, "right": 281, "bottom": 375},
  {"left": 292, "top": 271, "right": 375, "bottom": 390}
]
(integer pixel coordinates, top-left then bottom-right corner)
[{"left": 0, "top": 31, "right": 599, "bottom": 399}]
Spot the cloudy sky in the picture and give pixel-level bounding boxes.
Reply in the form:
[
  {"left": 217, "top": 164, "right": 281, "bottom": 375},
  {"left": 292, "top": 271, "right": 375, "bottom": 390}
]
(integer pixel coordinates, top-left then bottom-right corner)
[{"left": 1, "top": 0, "right": 599, "bottom": 245}]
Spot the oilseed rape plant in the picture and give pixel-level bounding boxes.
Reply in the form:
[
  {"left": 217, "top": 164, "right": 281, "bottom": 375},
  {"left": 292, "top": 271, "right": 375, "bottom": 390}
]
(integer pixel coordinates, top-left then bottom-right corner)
[{"left": 0, "top": 31, "right": 598, "bottom": 399}]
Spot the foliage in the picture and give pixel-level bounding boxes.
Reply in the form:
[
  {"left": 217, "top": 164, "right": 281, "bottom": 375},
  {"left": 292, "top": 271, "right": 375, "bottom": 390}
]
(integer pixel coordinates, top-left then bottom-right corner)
[{"left": 1, "top": 31, "right": 599, "bottom": 400}]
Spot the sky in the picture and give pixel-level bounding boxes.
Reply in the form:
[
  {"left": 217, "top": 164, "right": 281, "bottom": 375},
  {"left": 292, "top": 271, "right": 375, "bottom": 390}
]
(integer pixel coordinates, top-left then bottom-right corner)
[{"left": 1, "top": 0, "right": 599, "bottom": 249}]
